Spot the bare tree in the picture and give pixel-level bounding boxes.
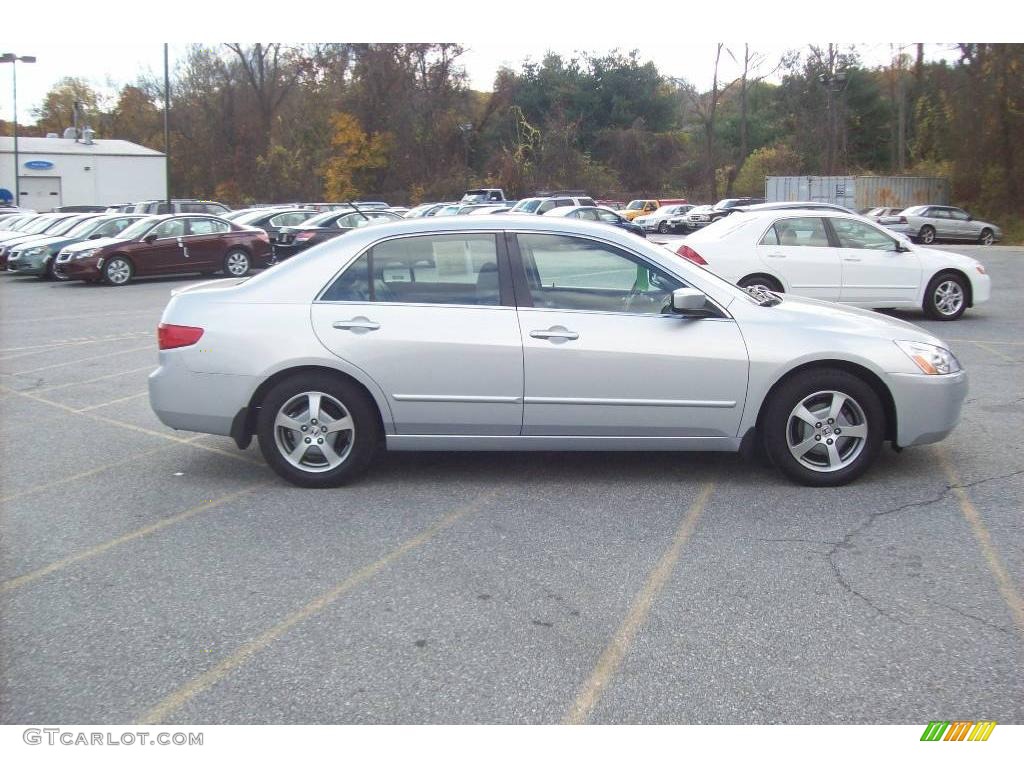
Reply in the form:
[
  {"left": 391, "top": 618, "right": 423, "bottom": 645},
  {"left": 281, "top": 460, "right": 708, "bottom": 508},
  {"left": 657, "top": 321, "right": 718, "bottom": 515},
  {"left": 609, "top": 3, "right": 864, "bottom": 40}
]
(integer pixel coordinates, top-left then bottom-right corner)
[{"left": 687, "top": 43, "right": 739, "bottom": 201}]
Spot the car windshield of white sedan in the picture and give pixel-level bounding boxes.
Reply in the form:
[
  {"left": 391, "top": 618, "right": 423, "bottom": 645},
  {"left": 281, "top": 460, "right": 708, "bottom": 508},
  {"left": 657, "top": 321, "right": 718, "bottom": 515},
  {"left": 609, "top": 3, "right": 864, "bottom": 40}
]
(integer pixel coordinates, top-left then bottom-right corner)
[
  {"left": 519, "top": 234, "right": 683, "bottom": 315},
  {"left": 321, "top": 234, "right": 501, "bottom": 306},
  {"left": 830, "top": 218, "right": 898, "bottom": 250}
]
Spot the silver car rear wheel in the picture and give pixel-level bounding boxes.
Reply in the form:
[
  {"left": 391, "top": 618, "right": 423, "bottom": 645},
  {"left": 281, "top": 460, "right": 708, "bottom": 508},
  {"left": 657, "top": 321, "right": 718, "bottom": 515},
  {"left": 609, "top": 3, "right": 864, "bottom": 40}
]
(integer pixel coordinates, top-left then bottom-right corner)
[
  {"left": 786, "top": 390, "right": 868, "bottom": 473},
  {"left": 273, "top": 391, "right": 355, "bottom": 473}
]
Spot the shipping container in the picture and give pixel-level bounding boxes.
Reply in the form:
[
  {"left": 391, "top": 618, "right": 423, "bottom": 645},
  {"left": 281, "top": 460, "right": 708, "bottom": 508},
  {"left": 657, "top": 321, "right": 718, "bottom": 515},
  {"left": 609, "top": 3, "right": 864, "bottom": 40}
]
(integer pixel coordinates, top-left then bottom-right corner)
[{"left": 765, "top": 176, "right": 949, "bottom": 211}]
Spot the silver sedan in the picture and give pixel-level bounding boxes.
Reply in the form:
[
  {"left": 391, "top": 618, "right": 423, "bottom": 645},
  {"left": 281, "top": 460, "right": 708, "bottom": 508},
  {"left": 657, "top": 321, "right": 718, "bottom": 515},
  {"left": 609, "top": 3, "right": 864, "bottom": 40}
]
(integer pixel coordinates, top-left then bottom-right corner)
[
  {"left": 149, "top": 216, "right": 968, "bottom": 488},
  {"left": 881, "top": 205, "right": 1002, "bottom": 245}
]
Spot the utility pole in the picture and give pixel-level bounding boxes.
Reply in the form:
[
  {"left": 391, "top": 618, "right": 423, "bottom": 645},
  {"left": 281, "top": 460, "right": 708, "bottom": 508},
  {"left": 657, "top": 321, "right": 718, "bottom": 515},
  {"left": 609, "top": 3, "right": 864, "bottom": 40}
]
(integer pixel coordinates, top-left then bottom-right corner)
[
  {"left": 1, "top": 53, "right": 37, "bottom": 206},
  {"left": 163, "top": 43, "right": 171, "bottom": 212}
]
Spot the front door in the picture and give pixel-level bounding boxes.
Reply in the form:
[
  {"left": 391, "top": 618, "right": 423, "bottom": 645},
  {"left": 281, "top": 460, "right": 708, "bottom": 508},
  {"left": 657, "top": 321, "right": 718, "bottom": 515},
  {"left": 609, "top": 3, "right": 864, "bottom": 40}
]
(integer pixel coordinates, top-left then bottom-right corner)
[
  {"left": 829, "top": 217, "right": 922, "bottom": 305},
  {"left": 311, "top": 232, "right": 524, "bottom": 436},
  {"left": 137, "top": 218, "right": 187, "bottom": 275},
  {"left": 512, "top": 233, "right": 748, "bottom": 438}
]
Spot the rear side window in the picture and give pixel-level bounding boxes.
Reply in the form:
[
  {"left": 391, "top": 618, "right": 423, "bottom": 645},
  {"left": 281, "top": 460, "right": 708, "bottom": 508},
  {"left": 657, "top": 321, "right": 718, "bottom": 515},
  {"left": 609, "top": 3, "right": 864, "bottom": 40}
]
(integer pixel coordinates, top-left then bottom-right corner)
[
  {"left": 188, "top": 218, "right": 230, "bottom": 235},
  {"left": 579, "top": 197, "right": 596, "bottom": 207},
  {"left": 771, "top": 217, "right": 830, "bottom": 247},
  {"left": 270, "top": 211, "right": 313, "bottom": 227},
  {"left": 320, "top": 234, "right": 502, "bottom": 306}
]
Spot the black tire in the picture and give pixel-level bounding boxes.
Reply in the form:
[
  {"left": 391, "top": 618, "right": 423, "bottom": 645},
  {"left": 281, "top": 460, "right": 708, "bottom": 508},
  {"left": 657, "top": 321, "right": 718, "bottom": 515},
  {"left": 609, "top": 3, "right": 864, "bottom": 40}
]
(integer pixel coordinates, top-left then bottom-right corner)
[
  {"left": 223, "top": 249, "right": 251, "bottom": 277},
  {"left": 657, "top": 220, "right": 670, "bottom": 234},
  {"left": 102, "top": 256, "right": 133, "bottom": 286},
  {"left": 923, "top": 271, "right": 968, "bottom": 320},
  {"left": 45, "top": 257, "right": 67, "bottom": 281},
  {"left": 762, "top": 368, "right": 885, "bottom": 487},
  {"left": 919, "top": 225, "right": 936, "bottom": 245},
  {"left": 978, "top": 228, "right": 994, "bottom": 246},
  {"left": 738, "top": 274, "right": 783, "bottom": 293},
  {"left": 256, "top": 372, "right": 381, "bottom": 488}
]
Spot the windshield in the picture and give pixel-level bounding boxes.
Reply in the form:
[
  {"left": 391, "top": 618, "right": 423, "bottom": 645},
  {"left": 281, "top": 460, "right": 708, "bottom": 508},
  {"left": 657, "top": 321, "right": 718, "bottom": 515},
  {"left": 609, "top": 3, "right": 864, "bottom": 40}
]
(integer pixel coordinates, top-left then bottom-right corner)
[
  {"left": 233, "top": 209, "right": 275, "bottom": 224},
  {"left": 64, "top": 217, "right": 110, "bottom": 237},
  {"left": 715, "top": 199, "right": 743, "bottom": 210},
  {"left": 119, "top": 217, "right": 160, "bottom": 239},
  {"left": 902, "top": 206, "right": 926, "bottom": 216},
  {"left": 49, "top": 216, "right": 92, "bottom": 235},
  {"left": 462, "top": 191, "right": 487, "bottom": 203},
  {"left": 626, "top": 200, "right": 646, "bottom": 210},
  {"left": 23, "top": 217, "right": 61, "bottom": 234}
]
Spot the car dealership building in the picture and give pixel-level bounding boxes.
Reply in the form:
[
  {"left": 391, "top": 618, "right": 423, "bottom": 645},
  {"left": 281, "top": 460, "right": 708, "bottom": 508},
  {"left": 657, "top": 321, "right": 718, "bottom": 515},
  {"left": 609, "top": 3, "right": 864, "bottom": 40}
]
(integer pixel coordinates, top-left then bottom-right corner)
[{"left": 0, "top": 136, "right": 166, "bottom": 212}]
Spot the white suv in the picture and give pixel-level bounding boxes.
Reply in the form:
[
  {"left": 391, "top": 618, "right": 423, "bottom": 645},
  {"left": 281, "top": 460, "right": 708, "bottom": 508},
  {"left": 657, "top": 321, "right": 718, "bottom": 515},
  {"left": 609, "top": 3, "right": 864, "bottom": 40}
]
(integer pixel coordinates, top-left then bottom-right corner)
[{"left": 509, "top": 195, "right": 596, "bottom": 215}]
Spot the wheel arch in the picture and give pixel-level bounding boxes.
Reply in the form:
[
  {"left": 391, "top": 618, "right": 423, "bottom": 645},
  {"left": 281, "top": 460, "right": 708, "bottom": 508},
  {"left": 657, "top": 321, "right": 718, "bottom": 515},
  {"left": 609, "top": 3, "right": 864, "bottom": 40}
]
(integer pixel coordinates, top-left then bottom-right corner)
[
  {"left": 926, "top": 267, "right": 974, "bottom": 308},
  {"left": 235, "top": 364, "right": 389, "bottom": 449},
  {"left": 754, "top": 359, "right": 898, "bottom": 444},
  {"left": 739, "top": 272, "right": 786, "bottom": 292}
]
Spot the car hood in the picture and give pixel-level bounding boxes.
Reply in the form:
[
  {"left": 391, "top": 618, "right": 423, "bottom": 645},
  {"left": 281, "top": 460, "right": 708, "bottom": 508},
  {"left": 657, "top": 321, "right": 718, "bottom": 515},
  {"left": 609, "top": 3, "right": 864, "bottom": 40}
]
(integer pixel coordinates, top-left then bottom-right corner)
[
  {"left": 61, "top": 236, "right": 132, "bottom": 253},
  {"left": 911, "top": 244, "right": 985, "bottom": 272},
  {"left": 755, "top": 293, "right": 946, "bottom": 347},
  {"left": 9, "top": 234, "right": 68, "bottom": 251}
]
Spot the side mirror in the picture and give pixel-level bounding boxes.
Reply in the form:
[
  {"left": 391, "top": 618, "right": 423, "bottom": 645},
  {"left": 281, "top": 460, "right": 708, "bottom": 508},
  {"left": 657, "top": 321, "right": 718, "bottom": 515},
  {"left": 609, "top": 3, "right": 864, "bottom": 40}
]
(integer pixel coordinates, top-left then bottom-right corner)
[
  {"left": 143, "top": 233, "right": 158, "bottom": 244},
  {"left": 671, "top": 287, "right": 710, "bottom": 315}
]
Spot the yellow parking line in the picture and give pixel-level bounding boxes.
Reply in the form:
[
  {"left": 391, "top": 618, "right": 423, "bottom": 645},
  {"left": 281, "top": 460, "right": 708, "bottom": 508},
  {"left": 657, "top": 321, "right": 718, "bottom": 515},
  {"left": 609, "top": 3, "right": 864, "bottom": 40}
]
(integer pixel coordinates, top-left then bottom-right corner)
[
  {"left": 0, "top": 484, "right": 264, "bottom": 594},
  {"left": 74, "top": 390, "right": 150, "bottom": 412},
  {"left": 564, "top": 482, "right": 715, "bottom": 725},
  {"left": 36, "top": 365, "right": 153, "bottom": 393},
  {"left": 0, "top": 437, "right": 204, "bottom": 505},
  {"left": 137, "top": 487, "right": 500, "bottom": 725},
  {"left": 0, "top": 384, "right": 260, "bottom": 466},
  {"left": 971, "top": 341, "right": 1016, "bottom": 363},
  {"left": 936, "top": 446, "right": 1024, "bottom": 637},
  {"left": 1, "top": 344, "right": 153, "bottom": 376},
  {"left": 0, "top": 332, "right": 152, "bottom": 362}
]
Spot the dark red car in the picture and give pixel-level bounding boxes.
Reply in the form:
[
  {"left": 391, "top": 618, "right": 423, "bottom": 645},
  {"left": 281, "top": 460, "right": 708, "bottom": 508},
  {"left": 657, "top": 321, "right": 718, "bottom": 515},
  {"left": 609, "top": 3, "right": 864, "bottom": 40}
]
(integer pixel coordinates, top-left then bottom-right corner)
[{"left": 57, "top": 214, "right": 272, "bottom": 286}]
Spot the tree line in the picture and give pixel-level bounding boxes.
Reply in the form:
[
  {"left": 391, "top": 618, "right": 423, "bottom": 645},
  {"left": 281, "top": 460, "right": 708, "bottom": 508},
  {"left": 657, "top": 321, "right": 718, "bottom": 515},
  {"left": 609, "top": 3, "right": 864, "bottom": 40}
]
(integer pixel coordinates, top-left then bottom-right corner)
[{"left": 3, "top": 43, "right": 1021, "bottom": 228}]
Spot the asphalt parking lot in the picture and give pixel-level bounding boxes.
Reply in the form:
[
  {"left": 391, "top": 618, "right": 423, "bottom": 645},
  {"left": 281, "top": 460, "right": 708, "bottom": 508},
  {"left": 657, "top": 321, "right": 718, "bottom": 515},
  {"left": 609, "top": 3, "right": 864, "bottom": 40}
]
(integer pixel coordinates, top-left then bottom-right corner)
[{"left": 1, "top": 245, "right": 1022, "bottom": 725}]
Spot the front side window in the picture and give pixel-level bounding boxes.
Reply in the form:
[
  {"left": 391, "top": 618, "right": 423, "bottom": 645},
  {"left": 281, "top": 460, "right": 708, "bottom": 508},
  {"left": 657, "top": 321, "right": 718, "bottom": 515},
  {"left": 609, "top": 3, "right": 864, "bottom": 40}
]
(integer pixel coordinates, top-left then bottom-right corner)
[
  {"left": 95, "top": 218, "right": 136, "bottom": 237},
  {"left": 948, "top": 208, "right": 969, "bottom": 221},
  {"left": 771, "top": 217, "right": 830, "bottom": 247},
  {"left": 596, "top": 210, "right": 621, "bottom": 223},
  {"left": 518, "top": 233, "right": 684, "bottom": 315},
  {"left": 830, "top": 218, "right": 898, "bottom": 250},
  {"left": 321, "top": 234, "right": 501, "bottom": 306}
]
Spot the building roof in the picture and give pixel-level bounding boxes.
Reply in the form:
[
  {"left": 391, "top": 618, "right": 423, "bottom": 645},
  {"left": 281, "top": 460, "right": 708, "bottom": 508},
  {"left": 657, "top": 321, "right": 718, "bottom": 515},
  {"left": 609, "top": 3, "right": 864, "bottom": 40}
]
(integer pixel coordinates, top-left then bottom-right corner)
[{"left": 0, "top": 137, "right": 165, "bottom": 157}]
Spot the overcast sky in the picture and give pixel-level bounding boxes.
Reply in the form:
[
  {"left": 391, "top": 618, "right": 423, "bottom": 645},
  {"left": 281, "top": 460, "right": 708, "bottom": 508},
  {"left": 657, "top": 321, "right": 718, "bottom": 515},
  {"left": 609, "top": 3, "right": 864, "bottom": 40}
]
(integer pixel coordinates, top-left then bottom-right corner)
[{"left": 0, "top": 0, "right": 1005, "bottom": 129}]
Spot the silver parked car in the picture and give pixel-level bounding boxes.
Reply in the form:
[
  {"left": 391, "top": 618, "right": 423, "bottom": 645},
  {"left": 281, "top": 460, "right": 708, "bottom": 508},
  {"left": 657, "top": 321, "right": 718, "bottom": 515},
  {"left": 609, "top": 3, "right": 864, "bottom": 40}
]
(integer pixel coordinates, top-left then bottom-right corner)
[
  {"left": 881, "top": 205, "right": 1002, "bottom": 245},
  {"left": 149, "top": 216, "right": 967, "bottom": 488}
]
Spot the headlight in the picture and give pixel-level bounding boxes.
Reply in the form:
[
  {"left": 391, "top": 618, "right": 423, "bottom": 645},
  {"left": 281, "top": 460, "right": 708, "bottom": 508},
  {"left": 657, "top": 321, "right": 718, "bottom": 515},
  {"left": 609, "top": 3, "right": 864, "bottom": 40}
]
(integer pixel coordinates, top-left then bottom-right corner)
[
  {"left": 74, "top": 248, "right": 97, "bottom": 260},
  {"left": 895, "top": 340, "right": 961, "bottom": 375},
  {"left": 22, "top": 246, "right": 47, "bottom": 258}
]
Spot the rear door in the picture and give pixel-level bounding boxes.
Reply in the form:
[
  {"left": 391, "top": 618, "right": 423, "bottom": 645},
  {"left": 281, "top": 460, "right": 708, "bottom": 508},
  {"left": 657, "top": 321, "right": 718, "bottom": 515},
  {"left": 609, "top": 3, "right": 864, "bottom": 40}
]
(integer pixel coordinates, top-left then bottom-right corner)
[
  {"left": 183, "top": 217, "right": 231, "bottom": 268},
  {"left": 755, "top": 216, "right": 842, "bottom": 300},
  {"left": 311, "top": 232, "right": 524, "bottom": 436},
  {"left": 511, "top": 232, "right": 748, "bottom": 439},
  {"left": 829, "top": 217, "right": 922, "bottom": 305}
]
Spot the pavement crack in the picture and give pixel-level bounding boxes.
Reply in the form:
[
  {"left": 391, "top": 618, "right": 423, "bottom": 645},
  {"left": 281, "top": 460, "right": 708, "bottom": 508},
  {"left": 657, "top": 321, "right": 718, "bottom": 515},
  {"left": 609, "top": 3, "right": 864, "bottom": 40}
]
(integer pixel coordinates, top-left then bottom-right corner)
[{"left": 940, "top": 603, "right": 1011, "bottom": 635}]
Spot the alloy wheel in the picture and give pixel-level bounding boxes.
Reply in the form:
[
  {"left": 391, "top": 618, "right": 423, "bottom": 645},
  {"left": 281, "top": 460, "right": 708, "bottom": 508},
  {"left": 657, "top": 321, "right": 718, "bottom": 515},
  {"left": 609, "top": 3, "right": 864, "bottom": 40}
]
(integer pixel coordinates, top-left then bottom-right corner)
[
  {"left": 786, "top": 390, "right": 868, "bottom": 473},
  {"left": 273, "top": 391, "right": 356, "bottom": 472},
  {"left": 933, "top": 279, "right": 965, "bottom": 316},
  {"left": 225, "top": 251, "right": 250, "bottom": 276},
  {"left": 105, "top": 258, "right": 132, "bottom": 285}
]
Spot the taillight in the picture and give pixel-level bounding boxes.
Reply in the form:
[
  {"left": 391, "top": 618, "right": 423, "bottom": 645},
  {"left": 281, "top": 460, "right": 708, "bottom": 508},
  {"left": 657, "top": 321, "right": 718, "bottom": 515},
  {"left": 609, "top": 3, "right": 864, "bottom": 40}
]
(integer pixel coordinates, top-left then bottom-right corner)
[
  {"left": 158, "top": 323, "right": 204, "bottom": 350},
  {"left": 676, "top": 245, "right": 708, "bottom": 265},
  {"left": 295, "top": 231, "right": 315, "bottom": 242}
]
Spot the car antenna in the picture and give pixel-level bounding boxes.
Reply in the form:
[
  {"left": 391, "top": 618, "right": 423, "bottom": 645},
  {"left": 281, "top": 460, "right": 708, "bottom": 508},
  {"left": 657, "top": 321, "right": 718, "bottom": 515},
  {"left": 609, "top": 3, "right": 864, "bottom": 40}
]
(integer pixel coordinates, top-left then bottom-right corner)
[{"left": 347, "top": 200, "right": 369, "bottom": 220}]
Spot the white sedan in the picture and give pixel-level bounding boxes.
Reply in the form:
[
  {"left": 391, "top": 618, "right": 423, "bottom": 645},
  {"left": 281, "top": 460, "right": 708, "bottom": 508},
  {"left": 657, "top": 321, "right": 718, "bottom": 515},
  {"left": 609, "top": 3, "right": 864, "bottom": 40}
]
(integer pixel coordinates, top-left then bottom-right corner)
[{"left": 666, "top": 210, "right": 991, "bottom": 320}]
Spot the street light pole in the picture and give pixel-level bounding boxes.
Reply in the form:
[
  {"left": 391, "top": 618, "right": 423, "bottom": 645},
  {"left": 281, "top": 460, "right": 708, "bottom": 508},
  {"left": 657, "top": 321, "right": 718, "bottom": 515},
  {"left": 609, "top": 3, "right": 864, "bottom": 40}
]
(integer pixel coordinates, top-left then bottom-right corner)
[{"left": 1, "top": 53, "right": 37, "bottom": 207}]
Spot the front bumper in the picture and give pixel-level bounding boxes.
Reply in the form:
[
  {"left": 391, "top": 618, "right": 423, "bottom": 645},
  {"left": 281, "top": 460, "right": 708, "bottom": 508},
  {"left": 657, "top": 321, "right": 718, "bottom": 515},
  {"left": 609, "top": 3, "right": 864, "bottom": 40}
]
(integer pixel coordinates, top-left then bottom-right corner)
[
  {"left": 889, "top": 370, "right": 968, "bottom": 448},
  {"left": 6, "top": 253, "right": 48, "bottom": 275},
  {"left": 58, "top": 256, "right": 103, "bottom": 280}
]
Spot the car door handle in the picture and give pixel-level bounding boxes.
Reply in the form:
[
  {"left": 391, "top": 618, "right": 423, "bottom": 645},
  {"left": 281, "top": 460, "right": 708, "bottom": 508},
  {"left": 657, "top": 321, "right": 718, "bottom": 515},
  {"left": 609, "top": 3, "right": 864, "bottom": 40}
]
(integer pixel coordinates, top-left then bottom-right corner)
[
  {"left": 530, "top": 327, "right": 579, "bottom": 341},
  {"left": 765, "top": 252, "right": 786, "bottom": 258},
  {"left": 332, "top": 317, "right": 380, "bottom": 332},
  {"left": 842, "top": 257, "right": 862, "bottom": 262}
]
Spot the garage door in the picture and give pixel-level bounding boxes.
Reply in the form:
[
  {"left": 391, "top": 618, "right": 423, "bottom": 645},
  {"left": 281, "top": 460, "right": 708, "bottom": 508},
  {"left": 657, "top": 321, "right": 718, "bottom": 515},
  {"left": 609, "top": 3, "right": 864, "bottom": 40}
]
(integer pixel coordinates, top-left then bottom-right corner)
[{"left": 19, "top": 176, "right": 62, "bottom": 212}]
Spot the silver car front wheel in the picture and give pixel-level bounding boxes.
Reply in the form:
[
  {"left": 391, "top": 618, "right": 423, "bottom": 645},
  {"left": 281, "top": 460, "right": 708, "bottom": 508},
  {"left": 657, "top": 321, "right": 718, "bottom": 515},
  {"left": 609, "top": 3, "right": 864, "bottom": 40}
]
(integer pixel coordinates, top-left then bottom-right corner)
[
  {"left": 224, "top": 249, "right": 251, "bottom": 276},
  {"left": 786, "top": 390, "right": 868, "bottom": 473}
]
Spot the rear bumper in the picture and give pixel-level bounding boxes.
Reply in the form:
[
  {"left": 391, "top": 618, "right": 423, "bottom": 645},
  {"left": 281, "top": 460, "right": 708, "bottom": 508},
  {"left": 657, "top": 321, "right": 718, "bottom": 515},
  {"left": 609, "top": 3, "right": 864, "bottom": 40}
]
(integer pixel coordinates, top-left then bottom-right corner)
[
  {"left": 889, "top": 370, "right": 968, "bottom": 448},
  {"left": 148, "top": 352, "right": 256, "bottom": 436}
]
